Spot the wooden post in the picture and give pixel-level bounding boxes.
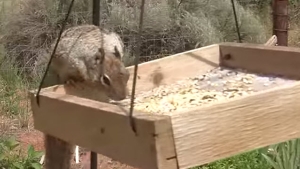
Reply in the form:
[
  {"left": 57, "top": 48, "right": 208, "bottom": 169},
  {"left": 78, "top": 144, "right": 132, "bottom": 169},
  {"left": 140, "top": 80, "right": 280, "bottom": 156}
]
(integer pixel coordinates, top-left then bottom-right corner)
[
  {"left": 272, "top": 0, "right": 288, "bottom": 46},
  {"left": 93, "top": 0, "right": 100, "bottom": 26}
]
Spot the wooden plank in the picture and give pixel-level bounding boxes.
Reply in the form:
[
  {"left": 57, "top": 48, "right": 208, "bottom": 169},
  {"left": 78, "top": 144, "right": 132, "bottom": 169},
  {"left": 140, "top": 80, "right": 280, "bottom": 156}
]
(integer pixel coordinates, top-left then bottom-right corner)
[
  {"left": 33, "top": 84, "right": 110, "bottom": 102},
  {"left": 219, "top": 42, "right": 300, "bottom": 79},
  {"left": 126, "top": 44, "right": 220, "bottom": 94},
  {"left": 30, "top": 90, "right": 177, "bottom": 169},
  {"left": 172, "top": 81, "right": 300, "bottom": 169}
]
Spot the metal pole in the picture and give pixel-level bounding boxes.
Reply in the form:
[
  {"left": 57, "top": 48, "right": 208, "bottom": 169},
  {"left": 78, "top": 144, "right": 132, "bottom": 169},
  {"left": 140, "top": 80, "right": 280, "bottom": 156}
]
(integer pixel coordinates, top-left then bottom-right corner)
[
  {"left": 93, "top": 0, "right": 100, "bottom": 26},
  {"left": 90, "top": 151, "right": 97, "bottom": 169},
  {"left": 273, "top": 0, "right": 288, "bottom": 46},
  {"left": 91, "top": 0, "right": 100, "bottom": 168}
]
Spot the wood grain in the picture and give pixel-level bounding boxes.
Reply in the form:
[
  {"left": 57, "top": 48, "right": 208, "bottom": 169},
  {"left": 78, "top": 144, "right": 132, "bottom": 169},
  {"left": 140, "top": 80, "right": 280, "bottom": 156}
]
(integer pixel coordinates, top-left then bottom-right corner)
[
  {"left": 220, "top": 42, "right": 300, "bottom": 79},
  {"left": 30, "top": 90, "right": 177, "bottom": 169},
  {"left": 126, "top": 44, "right": 220, "bottom": 94},
  {"left": 172, "top": 81, "right": 300, "bottom": 169}
]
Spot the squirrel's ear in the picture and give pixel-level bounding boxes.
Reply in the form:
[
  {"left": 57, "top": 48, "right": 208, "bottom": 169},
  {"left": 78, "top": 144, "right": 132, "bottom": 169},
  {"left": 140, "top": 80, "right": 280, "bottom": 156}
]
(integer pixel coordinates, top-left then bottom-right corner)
[
  {"left": 113, "top": 46, "right": 121, "bottom": 59},
  {"left": 95, "top": 48, "right": 105, "bottom": 64}
]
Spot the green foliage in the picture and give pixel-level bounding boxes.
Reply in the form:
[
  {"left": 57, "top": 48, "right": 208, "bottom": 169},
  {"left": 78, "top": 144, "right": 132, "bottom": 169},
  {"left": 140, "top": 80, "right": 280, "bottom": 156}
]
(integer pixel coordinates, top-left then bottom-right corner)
[
  {"left": 0, "top": 54, "right": 30, "bottom": 124},
  {"left": 262, "top": 139, "right": 300, "bottom": 169},
  {"left": 189, "top": 139, "right": 300, "bottom": 169},
  {"left": 0, "top": 0, "right": 268, "bottom": 72},
  {"left": 180, "top": 0, "right": 267, "bottom": 43},
  {"left": 0, "top": 137, "right": 44, "bottom": 169},
  {"left": 192, "top": 150, "right": 271, "bottom": 169}
]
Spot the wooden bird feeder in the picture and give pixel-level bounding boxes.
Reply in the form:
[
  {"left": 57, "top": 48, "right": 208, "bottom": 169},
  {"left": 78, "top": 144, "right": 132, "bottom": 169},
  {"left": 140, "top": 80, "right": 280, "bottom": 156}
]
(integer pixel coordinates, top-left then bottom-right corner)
[{"left": 30, "top": 41, "right": 300, "bottom": 169}]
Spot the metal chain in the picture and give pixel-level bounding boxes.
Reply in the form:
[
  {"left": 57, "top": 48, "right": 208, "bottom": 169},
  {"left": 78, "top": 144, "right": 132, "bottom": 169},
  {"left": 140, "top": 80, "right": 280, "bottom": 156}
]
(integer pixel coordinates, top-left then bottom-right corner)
[
  {"left": 231, "top": 0, "right": 242, "bottom": 43},
  {"left": 35, "top": 0, "right": 76, "bottom": 106},
  {"left": 129, "top": 0, "right": 146, "bottom": 135}
]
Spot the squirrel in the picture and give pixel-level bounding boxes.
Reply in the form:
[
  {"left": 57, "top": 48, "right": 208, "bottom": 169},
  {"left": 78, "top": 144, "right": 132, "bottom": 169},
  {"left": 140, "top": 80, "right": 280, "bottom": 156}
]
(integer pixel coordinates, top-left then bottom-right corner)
[
  {"left": 56, "top": 24, "right": 124, "bottom": 60},
  {"left": 35, "top": 24, "right": 129, "bottom": 101},
  {"left": 39, "top": 25, "right": 130, "bottom": 169},
  {"left": 51, "top": 46, "right": 129, "bottom": 101}
]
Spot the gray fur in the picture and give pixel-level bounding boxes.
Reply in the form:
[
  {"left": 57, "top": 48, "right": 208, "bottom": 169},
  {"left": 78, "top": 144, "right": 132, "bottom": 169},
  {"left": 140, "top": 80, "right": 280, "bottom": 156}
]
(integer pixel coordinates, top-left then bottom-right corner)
[{"left": 35, "top": 24, "right": 129, "bottom": 101}]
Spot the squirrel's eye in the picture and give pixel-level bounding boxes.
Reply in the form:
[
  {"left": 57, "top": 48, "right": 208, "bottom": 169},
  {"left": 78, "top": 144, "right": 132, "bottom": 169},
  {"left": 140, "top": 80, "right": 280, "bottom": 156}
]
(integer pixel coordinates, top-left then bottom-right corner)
[{"left": 100, "top": 74, "right": 111, "bottom": 86}]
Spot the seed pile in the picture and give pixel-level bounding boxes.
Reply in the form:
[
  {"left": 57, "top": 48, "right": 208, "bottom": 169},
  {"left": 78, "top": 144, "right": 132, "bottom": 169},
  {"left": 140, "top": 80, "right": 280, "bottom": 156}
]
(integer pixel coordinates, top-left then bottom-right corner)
[{"left": 112, "top": 67, "right": 297, "bottom": 115}]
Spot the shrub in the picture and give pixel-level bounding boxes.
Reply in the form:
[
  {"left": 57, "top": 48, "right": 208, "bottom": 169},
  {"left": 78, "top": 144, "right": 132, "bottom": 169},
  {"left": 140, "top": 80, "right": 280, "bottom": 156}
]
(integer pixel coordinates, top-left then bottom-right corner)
[
  {"left": 0, "top": 47, "right": 32, "bottom": 127},
  {"left": 1, "top": 0, "right": 267, "bottom": 75},
  {"left": 0, "top": 137, "right": 44, "bottom": 169},
  {"left": 180, "top": 0, "right": 268, "bottom": 43},
  {"left": 0, "top": 0, "right": 91, "bottom": 76}
]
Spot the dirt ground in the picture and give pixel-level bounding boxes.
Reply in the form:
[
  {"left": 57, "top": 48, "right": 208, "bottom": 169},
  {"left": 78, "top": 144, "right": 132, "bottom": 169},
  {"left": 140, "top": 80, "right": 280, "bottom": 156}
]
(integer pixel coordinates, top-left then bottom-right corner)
[{"left": 1, "top": 115, "right": 138, "bottom": 169}]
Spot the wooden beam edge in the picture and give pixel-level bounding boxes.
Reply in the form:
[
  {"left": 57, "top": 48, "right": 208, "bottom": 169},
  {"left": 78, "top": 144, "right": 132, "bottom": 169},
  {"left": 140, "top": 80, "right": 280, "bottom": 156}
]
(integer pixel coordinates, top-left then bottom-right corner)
[
  {"left": 219, "top": 42, "right": 300, "bottom": 79},
  {"left": 172, "top": 81, "right": 300, "bottom": 168},
  {"left": 29, "top": 89, "right": 169, "bottom": 121},
  {"left": 30, "top": 90, "right": 176, "bottom": 169},
  {"left": 126, "top": 44, "right": 220, "bottom": 70},
  {"left": 154, "top": 116, "right": 178, "bottom": 169},
  {"left": 219, "top": 42, "right": 300, "bottom": 51}
]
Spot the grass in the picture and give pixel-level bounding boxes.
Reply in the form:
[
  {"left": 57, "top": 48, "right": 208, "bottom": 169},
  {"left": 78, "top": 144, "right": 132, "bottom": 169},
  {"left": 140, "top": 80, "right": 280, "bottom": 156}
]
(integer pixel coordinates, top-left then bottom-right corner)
[
  {"left": 0, "top": 43, "right": 40, "bottom": 132},
  {"left": 0, "top": 47, "right": 42, "bottom": 168},
  {"left": 0, "top": 50, "right": 32, "bottom": 129},
  {"left": 195, "top": 150, "right": 271, "bottom": 169},
  {"left": 262, "top": 139, "right": 300, "bottom": 169},
  {"left": 193, "top": 140, "right": 300, "bottom": 169}
]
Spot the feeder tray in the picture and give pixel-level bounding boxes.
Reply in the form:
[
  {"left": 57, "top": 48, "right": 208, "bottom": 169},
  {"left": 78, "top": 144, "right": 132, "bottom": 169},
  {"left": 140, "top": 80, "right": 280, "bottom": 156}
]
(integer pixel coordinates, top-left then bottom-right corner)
[{"left": 30, "top": 42, "right": 300, "bottom": 169}]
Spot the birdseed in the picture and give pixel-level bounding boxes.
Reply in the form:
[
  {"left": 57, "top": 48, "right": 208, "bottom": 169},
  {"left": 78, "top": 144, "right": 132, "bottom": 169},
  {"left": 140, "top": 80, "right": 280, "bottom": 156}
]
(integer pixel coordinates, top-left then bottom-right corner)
[{"left": 111, "top": 67, "right": 298, "bottom": 115}]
